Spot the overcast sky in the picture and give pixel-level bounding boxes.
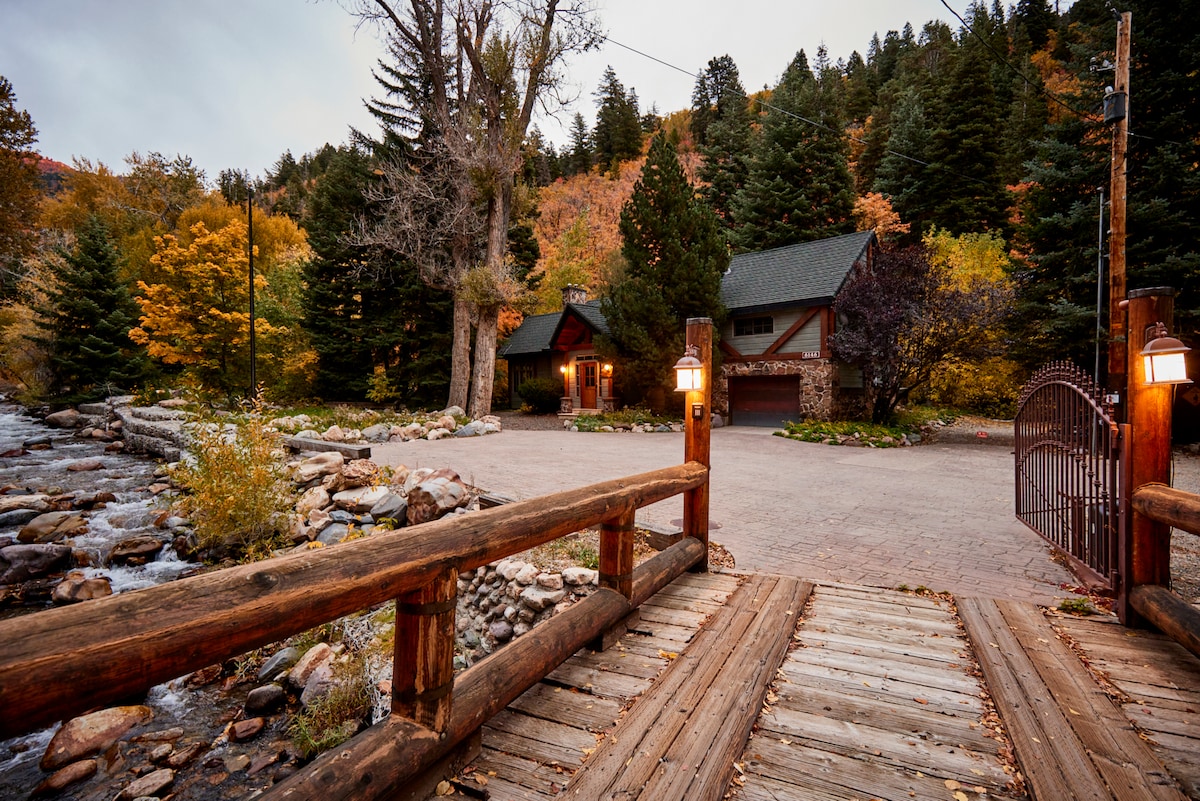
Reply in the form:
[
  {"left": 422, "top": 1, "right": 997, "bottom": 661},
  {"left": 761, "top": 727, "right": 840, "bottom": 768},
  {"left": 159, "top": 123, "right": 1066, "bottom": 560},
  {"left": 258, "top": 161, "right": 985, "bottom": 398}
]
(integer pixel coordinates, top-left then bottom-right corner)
[{"left": 5, "top": 1, "right": 986, "bottom": 181}]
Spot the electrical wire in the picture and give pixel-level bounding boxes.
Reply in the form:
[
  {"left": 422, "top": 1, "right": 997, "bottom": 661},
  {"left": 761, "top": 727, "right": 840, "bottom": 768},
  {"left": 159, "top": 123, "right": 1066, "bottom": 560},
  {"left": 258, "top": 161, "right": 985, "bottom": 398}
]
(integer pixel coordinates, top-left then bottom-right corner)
[{"left": 602, "top": 34, "right": 995, "bottom": 188}]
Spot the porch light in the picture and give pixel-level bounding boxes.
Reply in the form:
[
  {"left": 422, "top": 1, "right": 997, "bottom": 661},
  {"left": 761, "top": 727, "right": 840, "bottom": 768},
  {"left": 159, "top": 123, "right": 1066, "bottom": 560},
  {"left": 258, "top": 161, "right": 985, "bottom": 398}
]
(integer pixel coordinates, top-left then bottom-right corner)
[
  {"left": 602, "top": 363, "right": 613, "bottom": 375},
  {"left": 560, "top": 365, "right": 567, "bottom": 375},
  {"left": 1141, "top": 322, "right": 1191, "bottom": 385},
  {"left": 674, "top": 345, "right": 703, "bottom": 392}
]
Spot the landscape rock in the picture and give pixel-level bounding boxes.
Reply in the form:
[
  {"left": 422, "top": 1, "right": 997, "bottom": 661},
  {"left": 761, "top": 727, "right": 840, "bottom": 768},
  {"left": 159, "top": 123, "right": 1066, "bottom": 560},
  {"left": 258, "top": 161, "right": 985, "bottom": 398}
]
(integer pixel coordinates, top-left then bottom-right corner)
[
  {"left": 425, "top": 428, "right": 451, "bottom": 441},
  {"left": 17, "top": 511, "right": 88, "bottom": 543},
  {"left": 454, "top": 420, "right": 485, "bottom": 437},
  {"left": 332, "top": 458, "right": 381, "bottom": 492},
  {"left": 257, "top": 646, "right": 302, "bottom": 682},
  {"left": 361, "top": 423, "right": 391, "bottom": 442},
  {"left": 369, "top": 492, "right": 407, "bottom": 525},
  {"left": 322, "top": 425, "right": 346, "bottom": 442},
  {"left": 331, "top": 485, "right": 389, "bottom": 514},
  {"left": 292, "top": 452, "right": 344, "bottom": 485},
  {"left": 44, "top": 409, "right": 80, "bottom": 428},
  {"left": 296, "top": 486, "right": 330, "bottom": 516},
  {"left": 406, "top": 475, "right": 469, "bottom": 525},
  {"left": 0, "top": 542, "right": 72, "bottom": 583},
  {"left": 41, "top": 705, "right": 154, "bottom": 771},
  {"left": 306, "top": 507, "right": 332, "bottom": 532},
  {"left": 519, "top": 585, "right": 566, "bottom": 612},
  {"left": 316, "top": 523, "right": 350, "bottom": 545},
  {"left": 52, "top": 572, "right": 113, "bottom": 603},
  {"left": 562, "top": 567, "right": 597, "bottom": 586},
  {"left": 436, "top": 414, "right": 457, "bottom": 430}
]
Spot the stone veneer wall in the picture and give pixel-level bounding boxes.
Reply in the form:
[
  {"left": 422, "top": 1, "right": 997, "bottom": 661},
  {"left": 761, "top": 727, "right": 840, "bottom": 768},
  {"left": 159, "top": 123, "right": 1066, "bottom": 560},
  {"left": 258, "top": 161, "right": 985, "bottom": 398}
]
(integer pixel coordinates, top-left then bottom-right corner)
[{"left": 716, "top": 359, "right": 840, "bottom": 421}]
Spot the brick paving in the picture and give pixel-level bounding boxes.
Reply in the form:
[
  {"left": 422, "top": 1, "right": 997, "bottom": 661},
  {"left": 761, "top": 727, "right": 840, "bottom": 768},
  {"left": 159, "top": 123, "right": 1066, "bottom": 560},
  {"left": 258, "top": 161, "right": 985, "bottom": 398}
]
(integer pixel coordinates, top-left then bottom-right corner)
[{"left": 372, "top": 426, "right": 1082, "bottom": 606}]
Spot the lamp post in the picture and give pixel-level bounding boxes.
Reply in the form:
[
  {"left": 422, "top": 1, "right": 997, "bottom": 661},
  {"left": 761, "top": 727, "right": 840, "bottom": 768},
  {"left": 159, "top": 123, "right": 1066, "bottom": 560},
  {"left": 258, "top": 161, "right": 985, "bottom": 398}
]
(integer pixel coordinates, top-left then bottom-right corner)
[
  {"left": 675, "top": 317, "right": 712, "bottom": 572},
  {"left": 1120, "top": 287, "right": 1187, "bottom": 624}
]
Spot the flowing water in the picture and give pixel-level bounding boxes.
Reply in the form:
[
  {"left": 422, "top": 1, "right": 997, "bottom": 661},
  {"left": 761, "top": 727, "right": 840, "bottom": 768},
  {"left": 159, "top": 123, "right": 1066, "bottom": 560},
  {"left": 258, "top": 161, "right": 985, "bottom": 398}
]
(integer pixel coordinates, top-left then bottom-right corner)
[{"left": 0, "top": 404, "right": 209, "bottom": 796}]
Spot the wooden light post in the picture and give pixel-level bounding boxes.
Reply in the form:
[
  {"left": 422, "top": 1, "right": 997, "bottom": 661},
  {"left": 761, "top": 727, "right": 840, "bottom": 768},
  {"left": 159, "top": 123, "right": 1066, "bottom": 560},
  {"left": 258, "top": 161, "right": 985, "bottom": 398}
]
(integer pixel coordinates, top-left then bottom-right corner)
[
  {"left": 1120, "top": 287, "right": 1178, "bottom": 624},
  {"left": 678, "top": 317, "right": 713, "bottom": 572}
]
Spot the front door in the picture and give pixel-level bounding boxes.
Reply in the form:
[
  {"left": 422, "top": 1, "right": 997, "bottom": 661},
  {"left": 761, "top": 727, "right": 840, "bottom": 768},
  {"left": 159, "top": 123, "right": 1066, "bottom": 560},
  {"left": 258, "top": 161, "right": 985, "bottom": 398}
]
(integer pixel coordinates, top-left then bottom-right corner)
[{"left": 580, "top": 361, "right": 598, "bottom": 409}]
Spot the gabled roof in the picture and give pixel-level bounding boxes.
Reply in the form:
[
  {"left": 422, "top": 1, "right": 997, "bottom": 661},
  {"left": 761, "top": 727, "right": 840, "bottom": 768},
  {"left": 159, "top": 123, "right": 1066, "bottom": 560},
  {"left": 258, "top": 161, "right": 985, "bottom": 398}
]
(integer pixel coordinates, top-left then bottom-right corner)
[
  {"left": 721, "top": 230, "right": 876, "bottom": 315},
  {"left": 499, "top": 300, "right": 608, "bottom": 358}
]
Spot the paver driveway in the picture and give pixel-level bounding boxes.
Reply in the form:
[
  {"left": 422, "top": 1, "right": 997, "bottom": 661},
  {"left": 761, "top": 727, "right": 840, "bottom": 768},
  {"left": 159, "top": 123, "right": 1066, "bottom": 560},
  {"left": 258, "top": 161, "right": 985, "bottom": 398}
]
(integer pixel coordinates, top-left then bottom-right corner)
[{"left": 372, "top": 427, "right": 1081, "bottom": 605}]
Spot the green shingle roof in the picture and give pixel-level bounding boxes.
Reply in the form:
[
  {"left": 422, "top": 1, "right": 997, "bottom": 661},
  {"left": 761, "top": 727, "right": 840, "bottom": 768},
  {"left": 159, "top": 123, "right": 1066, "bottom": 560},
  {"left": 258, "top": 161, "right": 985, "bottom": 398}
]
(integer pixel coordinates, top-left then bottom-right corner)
[
  {"left": 721, "top": 230, "right": 875, "bottom": 314},
  {"left": 498, "top": 301, "right": 608, "bottom": 357}
]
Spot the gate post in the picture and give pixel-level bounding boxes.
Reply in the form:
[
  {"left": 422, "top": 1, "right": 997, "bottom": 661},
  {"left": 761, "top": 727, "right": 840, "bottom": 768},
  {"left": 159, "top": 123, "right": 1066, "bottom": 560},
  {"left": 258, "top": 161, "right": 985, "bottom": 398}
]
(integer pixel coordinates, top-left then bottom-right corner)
[
  {"left": 1119, "top": 288, "right": 1176, "bottom": 624},
  {"left": 683, "top": 317, "right": 713, "bottom": 572}
]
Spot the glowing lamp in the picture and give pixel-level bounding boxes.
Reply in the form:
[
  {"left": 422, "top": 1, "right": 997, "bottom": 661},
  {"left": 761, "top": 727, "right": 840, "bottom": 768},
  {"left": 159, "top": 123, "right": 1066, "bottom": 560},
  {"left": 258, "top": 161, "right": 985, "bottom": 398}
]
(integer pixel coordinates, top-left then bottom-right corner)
[
  {"left": 1142, "top": 323, "right": 1191, "bottom": 385},
  {"left": 673, "top": 346, "right": 703, "bottom": 392}
]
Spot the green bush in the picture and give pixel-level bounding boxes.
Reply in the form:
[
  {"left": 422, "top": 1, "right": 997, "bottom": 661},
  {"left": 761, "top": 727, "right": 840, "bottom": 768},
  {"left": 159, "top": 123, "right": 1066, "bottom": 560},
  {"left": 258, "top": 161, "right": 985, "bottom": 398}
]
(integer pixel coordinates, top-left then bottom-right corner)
[
  {"left": 517, "top": 377, "right": 562, "bottom": 414},
  {"left": 171, "top": 404, "right": 296, "bottom": 562},
  {"left": 921, "top": 357, "right": 1022, "bottom": 419}
]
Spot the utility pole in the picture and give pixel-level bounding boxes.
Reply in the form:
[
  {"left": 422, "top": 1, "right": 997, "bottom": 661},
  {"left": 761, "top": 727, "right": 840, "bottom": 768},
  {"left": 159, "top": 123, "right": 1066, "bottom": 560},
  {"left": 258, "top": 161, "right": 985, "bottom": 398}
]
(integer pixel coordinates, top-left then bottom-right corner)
[
  {"left": 1107, "top": 11, "right": 1131, "bottom": 411},
  {"left": 248, "top": 185, "right": 257, "bottom": 398}
]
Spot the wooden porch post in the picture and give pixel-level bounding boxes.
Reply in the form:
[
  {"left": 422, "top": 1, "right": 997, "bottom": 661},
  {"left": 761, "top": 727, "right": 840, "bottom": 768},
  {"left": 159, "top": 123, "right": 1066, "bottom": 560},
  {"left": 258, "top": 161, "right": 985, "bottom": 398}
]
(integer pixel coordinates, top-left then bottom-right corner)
[
  {"left": 393, "top": 566, "right": 458, "bottom": 730},
  {"left": 1120, "top": 288, "right": 1175, "bottom": 625},
  {"left": 683, "top": 317, "right": 713, "bottom": 572}
]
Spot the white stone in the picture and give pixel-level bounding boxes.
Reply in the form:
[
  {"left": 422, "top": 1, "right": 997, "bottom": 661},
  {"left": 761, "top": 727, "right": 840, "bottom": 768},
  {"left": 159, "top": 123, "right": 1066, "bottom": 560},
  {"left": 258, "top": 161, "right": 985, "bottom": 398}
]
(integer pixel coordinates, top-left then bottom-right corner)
[
  {"left": 322, "top": 425, "right": 345, "bottom": 442},
  {"left": 331, "top": 485, "right": 390, "bottom": 514},
  {"left": 296, "top": 486, "right": 330, "bottom": 516},
  {"left": 562, "top": 567, "right": 598, "bottom": 586},
  {"left": 535, "top": 572, "right": 564, "bottom": 590},
  {"left": 514, "top": 564, "right": 540, "bottom": 585},
  {"left": 497, "top": 560, "right": 526, "bottom": 581}
]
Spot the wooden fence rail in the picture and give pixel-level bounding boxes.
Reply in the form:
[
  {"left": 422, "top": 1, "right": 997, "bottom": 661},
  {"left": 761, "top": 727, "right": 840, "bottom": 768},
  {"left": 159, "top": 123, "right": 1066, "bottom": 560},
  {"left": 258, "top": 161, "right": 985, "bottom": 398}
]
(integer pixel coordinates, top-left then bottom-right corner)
[
  {"left": 1129, "top": 482, "right": 1200, "bottom": 660},
  {"left": 0, "top": 460, "right": 708, "bottom": 743}
]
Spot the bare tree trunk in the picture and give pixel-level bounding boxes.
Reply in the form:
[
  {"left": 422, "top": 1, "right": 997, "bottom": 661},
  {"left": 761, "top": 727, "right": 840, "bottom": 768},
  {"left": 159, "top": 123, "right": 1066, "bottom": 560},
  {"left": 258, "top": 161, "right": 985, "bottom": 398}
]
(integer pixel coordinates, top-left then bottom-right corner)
[
  {"left": 448, "top": 296, "right": 472, "bottom": 411},
  {"left": 468, "top": 305, "right": 499, "bottom": 418}
]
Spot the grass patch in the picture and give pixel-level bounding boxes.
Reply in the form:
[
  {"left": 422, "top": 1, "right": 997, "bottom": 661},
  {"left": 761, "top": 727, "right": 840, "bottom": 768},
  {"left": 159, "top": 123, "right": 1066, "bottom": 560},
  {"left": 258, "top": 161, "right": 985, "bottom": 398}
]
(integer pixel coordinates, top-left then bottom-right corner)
[
  {"left": 1057, "top": 597, "right": 1094, "bottom": 615},
  {"left": 774, "top": 406, "right": 959, "bottom": 448},
  {"left": 288, "top": 658, "right": 372, "bottom": 759}
]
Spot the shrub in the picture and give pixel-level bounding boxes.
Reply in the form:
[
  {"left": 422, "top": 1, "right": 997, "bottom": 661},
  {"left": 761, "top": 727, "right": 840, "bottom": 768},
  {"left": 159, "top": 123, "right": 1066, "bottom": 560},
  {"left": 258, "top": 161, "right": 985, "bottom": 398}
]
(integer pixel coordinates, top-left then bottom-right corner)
[
  {"left": 288, "top": 658, "right": 371, "bottom": 759},
  {"left": 921, "top": 357, "right": 1022, "bottom": 419},
  {"left": 171, "top": 403, "right": 296, "bottom": 562},
  {"left": 517, "top": 377, "right": 562, "bottom": 414}
]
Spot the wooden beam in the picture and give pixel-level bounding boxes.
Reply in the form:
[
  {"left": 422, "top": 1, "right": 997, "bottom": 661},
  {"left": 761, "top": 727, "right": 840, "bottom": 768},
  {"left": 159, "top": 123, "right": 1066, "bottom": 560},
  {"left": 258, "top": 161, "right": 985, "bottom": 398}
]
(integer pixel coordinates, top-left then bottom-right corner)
[
  {"left": 1132, "top": 483, "right": 1200, "bottom": 537},
  {"left": 284, "top": 436, "right": 372, "bottom": 460},
  {"left": 600, "top": 509, "right": 635, "bottom": 599},
  {"left": 763, "top": 307, "right": 819, "bottom": 357},
  {"left": 718, "top": 340, "right": 743, "bottom": 359},
  {"left": 0, "top": 462, "right": 707, "bottom": 740},
  {"left": 393, "top": 567, "right": 458, "bottom": 730},
  {"left": 1130, "top": 584, "right": 1200, "bottom": 663}
]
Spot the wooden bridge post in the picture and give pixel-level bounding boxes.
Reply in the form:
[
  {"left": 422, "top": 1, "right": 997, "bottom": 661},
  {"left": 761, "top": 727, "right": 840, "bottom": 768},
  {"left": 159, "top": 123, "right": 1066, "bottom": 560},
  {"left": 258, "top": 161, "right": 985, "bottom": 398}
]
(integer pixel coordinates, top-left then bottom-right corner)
[
  {"left": 600, "top": 508, "right": 636, "bottom": 599},
  {"left": 1120, "top": 288, "right": 1176, "bottom": 625},
  {"left": 683, "top": 317, "right": 713, "bottom": 572},
  {"left": 393, "top": 566, "right": 458, "bottom": 730}
]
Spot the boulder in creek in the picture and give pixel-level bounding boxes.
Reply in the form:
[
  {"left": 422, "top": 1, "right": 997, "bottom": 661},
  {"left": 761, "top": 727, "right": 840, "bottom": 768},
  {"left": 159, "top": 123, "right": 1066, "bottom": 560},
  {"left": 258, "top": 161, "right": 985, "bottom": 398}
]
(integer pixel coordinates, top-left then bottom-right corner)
[
  {"left": 52, "top": 572, "right": 113, "bottom": 604},
  {"left": 44, "top": 409, "right": 80, "bottom": 428},
  {"left": 115, "top": 767, "right": 174, "bottom": 800},
  {"left": 257, "top": 645, "right": 302, "bottom": 682},
  {"left": 0, "top": 493, "right": 49, "bottom": 515},
  {"left": 0, "top": 543, "right": 72, "bottom": 584},
  {"left": 287, "top": 643, "right": 334, "bottom": 691},
  {"left": 31, "top": 759, "right": 98, "bottom": 796},
  {"left": 108, "top": 535, "right": 165, "bottom": 566},
  {"left": 17, "top": 511, "right": 88, "bottom": 544},
  {"left": 66, "top": 458, "right": 104, "bottom": 472},
  {"left": 0, "top": 507, "right": 46, "bottom": 529},
  {"left": 41, "top": 705, "right": 154, "bottom": 771}
]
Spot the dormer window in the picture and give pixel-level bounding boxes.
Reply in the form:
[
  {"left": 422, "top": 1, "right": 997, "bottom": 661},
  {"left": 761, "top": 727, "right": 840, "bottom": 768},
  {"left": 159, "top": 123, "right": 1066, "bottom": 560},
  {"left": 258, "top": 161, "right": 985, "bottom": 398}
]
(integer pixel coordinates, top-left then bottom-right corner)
[{"left": 734, "top": 316, "right": 774, "bottom": 337}]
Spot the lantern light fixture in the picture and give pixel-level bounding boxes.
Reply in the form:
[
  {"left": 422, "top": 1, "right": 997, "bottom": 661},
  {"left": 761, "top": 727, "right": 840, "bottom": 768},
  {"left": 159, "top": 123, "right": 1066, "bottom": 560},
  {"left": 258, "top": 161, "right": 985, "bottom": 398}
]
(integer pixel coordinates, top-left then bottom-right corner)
[
  {"left": 1141, "top": 322, "right": 1191, "bottom": 385},
  {"left": 674, "top": 345, "right": 703, "bottom": 392}
]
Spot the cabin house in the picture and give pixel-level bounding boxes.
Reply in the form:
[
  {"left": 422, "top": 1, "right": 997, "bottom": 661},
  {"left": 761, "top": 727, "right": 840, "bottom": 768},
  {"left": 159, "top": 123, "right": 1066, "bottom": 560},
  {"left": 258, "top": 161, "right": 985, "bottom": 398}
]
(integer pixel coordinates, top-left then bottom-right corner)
[
  {"left": 498, "top": 285, "right": 617, "bottom": 413},
  {"left": 499, "top": 231, "right": 876, "bottom": 424}
]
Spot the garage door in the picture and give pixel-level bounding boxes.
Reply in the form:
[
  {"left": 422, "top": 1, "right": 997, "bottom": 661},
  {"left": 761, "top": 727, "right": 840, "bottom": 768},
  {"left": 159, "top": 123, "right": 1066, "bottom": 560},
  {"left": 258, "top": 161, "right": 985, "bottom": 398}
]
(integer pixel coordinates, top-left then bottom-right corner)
[{"left": 729, "top": 375, "right": 801, "bottom": 427}]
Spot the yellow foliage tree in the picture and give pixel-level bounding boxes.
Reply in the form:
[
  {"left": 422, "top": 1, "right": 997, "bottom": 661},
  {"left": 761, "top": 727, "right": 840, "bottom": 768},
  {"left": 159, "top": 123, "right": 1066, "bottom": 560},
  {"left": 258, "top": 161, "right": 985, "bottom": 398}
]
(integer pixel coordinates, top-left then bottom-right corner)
[{"left": 130, "top": 219, "right": 280, "bottom": 394}]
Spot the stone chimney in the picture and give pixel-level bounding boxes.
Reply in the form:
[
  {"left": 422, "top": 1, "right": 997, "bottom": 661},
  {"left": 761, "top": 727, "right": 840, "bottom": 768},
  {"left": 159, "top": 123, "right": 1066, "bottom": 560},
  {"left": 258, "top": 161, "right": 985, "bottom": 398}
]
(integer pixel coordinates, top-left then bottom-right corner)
[{"left": 561, "top": 283, "right": 588, "bottom": 307}]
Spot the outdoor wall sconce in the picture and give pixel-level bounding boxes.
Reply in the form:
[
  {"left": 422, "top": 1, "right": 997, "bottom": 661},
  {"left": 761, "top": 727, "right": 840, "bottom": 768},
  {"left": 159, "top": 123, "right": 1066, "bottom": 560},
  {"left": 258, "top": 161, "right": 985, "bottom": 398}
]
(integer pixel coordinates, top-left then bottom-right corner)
[
  {"left": 602, "top": 363, "right": 613, "bottom": 375},
  {"left": 674, "top": 345, "right": 703, "bottom": 392},
  {"left": 1142, "top": 322, "right": 1192, "bottom": 385},
  {"left": 559, "top": 365, "right": 568, "bottom": 375}
]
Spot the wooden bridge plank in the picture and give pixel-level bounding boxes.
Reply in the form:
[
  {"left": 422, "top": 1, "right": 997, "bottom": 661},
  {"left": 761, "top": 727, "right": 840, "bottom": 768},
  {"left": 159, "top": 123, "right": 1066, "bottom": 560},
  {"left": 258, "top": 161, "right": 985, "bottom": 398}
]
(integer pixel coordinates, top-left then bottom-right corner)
[
  {"left": 815, "top": 601, "right": 964, "bottom": 635},
  {"left": 800, "top": 627, "right": 971, "bottom": 668},
  {"left": 505, "top": 683, "right": 622, "bottom": 731},
  {"left": 779, "top": 658, "right": 985, "bottom": 714},
  {"left": 789, "top": 644, "right": 982, "bottom": 694},
  {"left": 543, "top": 662, "right": 652, "bottom": 699}
]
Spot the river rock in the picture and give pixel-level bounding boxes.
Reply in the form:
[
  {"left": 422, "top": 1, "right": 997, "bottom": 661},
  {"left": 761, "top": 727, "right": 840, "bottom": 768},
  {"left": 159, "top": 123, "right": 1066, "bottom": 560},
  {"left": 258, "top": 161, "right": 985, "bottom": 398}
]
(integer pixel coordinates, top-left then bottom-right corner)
[
  {"left": 22, "top": 435, "right": 52, "bottom": 448},
  {"left": 116, "top": 767, "right": 174, "bottom": 799},
  {"left": 0, "top": 542, "right": 72, "bottom": 583},
  {"left": 52, "top": 572, "right": 113, "bottom": 603},
  {"left": 41, "top": 705, "right": 154, "bottom": 771},
  {"left": 0, "top": 493, "right": 49, "bottom": 514},
  {"left": 306, "top": 507, "right": 332, "bottom": 532},
  {"left": 230, "top": 717, "right": 265, "bottom": 742},
  {"left": 17, "top": 511, "right": 88, "bottom": 543},
  {"left": 296, "top": 486, "right": 330, "bottom": 516},
  {"left": 73, "top": 491, "right": 117, "bottom": 509},
  {"left": 31, "top": 759, "right": 98, "bottom": 796},
  {"left": 406, "top": 476, "right": 469, "bottom": 525},
  {"left": 44, "top": 409, "right": 80, "bottom": 428},
  {"left": 0, "top": 447, "right": 27, "bottom": 457},
  {"left": 0, "top": 507, "right": 46, "bottom": 529},
  {"left": 245, "top": 684, "right": 286, "bottom": 715},
  {"left": 519, "top": 585, "right": 566, "bottom": 612},
  {"left": 257, "top": 646, "right": 302, "bottom": 681},
  {"left": 361, "top": 423, "right": 391, "bottom": 442},
  {"left": 316, "top": 523, "right": 349, "bottom": 545},
  {"left": 287, "top": 643, "right": 334, "bottom": 691},
  {"left": 292, "top": 452, "right": 344, "bottom": 485},
  {"left": 401, "top": 467, "right": 435, "bottom": 495},
  {"left": 109, "top": 535, "right": 165, "bottom": 565},
  {"left": 300, "top": 661, "right": 336, "bottom": 708},
  {"left": 331, "top": 485, "right": 389, "bottom": 514}
]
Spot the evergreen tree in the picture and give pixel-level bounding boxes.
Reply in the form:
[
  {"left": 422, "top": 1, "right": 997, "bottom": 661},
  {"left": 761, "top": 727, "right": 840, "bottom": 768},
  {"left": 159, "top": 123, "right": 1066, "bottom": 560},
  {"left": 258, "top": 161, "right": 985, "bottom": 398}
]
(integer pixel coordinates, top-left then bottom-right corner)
[
  {"left": 301, "top": 146, "right": 453, "bottom": 404},
  {"left": 37, "top": 216, "right": 147, "bottom": 400},
  {"left": 0, "top": 76, "right": 40, "bottom": 299},
  {"left": 691, "top": 55, "right": 747, "bottom": 147},
  {"left": 731, "top": 51, "right": 856, "bottom": 252},
  {"left": 599, "top": 135, "right": 727, "bottom": 409},
  {"left": 592, "top": 67, "right": 642, "bottom": 172},
  {"left": 695, "top": 57, "right": 753, "bottom": 238},
  {"left": 565, "top": 112, "right": 593, "bottom": 176}
]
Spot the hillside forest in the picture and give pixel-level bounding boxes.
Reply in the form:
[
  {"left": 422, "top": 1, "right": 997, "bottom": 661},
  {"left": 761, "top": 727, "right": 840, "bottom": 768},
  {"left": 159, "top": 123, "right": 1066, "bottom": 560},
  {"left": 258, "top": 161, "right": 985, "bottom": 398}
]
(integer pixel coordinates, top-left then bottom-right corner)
[{"left": 0, "top": 0, "right": 1197, "bottom": 421}]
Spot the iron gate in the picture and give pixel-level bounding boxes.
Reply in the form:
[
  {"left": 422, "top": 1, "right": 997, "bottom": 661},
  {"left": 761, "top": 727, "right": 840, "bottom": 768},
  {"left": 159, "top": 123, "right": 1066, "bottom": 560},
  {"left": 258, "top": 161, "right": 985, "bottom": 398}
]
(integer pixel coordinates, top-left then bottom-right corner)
[{"left": 1014, "top": 362, "right": 1127, "bottom": 592}]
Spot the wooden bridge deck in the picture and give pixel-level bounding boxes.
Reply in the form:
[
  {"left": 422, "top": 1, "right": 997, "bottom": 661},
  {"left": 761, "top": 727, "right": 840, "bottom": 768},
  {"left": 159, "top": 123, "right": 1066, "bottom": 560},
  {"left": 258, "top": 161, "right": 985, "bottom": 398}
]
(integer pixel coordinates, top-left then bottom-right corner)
[{"left": 428, "top": 574, "right": 1200, "bottom": 801}]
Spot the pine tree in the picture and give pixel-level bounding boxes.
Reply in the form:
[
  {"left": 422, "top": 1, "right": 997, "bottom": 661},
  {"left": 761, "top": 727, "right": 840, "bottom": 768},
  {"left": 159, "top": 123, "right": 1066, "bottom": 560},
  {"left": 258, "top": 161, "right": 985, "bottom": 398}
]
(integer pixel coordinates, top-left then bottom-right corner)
[
  {"left": 731, "top": 51, "right": 856, "bottom": 252},
  {"left": 0, "top": 76, "right": 40, "bottom": 299},
  {"left": 565, "top": 112, "right": 593, "bottom": 176},
  {"left": 37, "top": 216, "right": 147, "bottom": 400},
  {"left": 599, "top": 135, "right": 727, "bottom": 408},
  {"left": 592, "top": 67, "right": 643, "bottom": 173},
  {"left": 693, "top": 56, "right": 754, "bottom": 237},
  {"left": 301, "top": 146, "right": 453, "bottom": 404}
]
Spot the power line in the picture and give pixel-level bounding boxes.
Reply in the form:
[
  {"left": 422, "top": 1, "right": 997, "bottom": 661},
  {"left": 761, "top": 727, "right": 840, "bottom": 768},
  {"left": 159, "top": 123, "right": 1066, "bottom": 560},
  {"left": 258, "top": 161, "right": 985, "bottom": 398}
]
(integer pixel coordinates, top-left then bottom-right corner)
[{"left": 602, "top": 34, "right": 995, "bottom": 188}]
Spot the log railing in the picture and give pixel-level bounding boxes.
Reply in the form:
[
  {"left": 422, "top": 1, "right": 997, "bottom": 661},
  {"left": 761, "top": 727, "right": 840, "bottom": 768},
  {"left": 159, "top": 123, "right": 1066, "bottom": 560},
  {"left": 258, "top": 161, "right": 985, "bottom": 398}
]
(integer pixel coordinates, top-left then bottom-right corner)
[
  {"left": 0, "top": 461, "right": 709, "bottom": 799},
  {"left": 1129, "top": 482, "right": 1200, "bottom": 660}
]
